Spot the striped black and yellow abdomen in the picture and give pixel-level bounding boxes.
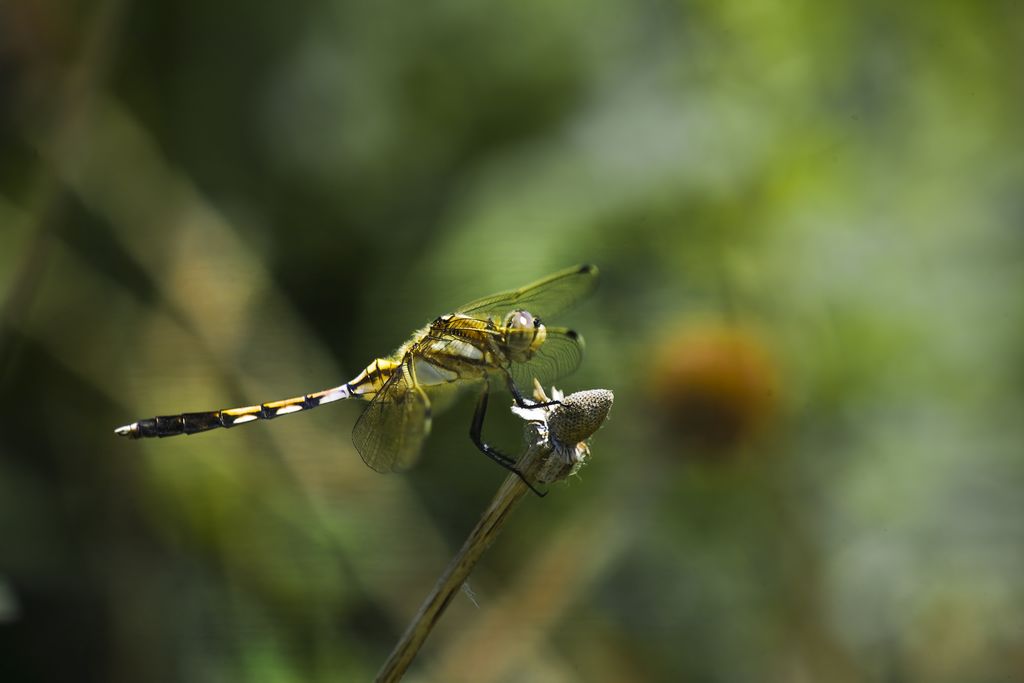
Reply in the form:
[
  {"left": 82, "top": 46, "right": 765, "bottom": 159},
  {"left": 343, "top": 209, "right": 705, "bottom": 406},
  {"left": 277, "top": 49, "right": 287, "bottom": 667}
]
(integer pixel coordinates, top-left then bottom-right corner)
[{"left": 114, "top": 357, "right": 401, "bottom": 439}]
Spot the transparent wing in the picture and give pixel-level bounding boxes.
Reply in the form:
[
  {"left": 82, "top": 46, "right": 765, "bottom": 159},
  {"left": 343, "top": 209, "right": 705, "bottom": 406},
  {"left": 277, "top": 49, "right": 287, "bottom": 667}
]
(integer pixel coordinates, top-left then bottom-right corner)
[
  {"left": 506, "top": 328, "right": 586, "bottom": 390},
  {"left": 352, "top": 358, "right": 431, "bottom": 473},
  {"left": 456, "top": 264, "right": 598, "bottom": 321}
]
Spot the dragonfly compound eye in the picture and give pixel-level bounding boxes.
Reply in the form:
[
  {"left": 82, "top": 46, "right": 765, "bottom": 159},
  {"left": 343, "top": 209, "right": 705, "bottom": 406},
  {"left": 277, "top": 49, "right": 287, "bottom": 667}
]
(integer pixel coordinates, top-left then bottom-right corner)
[
  {"left": 505, "top": 310, "right": 535, "bottom": 330},
  {"left": 504, "top": 310, "right": 546, "bottom": 357}
]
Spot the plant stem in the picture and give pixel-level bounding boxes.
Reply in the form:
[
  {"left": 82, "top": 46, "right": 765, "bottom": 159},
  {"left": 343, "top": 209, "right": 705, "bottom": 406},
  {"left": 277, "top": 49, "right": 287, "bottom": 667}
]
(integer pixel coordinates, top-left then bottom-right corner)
[{"left": 374, "top": 445, "right": 542, "bottom": 683}]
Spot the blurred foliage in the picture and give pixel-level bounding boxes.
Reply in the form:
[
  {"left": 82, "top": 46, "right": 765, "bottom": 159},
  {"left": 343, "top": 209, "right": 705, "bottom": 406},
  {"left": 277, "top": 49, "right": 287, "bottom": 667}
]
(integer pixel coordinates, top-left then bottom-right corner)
[{"left": 2, "top": 0, "right": 1024, "bottom": 681}]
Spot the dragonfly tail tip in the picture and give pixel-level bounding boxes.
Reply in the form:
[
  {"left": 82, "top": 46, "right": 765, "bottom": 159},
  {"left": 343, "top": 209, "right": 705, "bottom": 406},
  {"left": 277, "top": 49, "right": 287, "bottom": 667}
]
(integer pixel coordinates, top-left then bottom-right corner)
[{"left": 114, "top": 423, "right": 138, "bottom": 438}]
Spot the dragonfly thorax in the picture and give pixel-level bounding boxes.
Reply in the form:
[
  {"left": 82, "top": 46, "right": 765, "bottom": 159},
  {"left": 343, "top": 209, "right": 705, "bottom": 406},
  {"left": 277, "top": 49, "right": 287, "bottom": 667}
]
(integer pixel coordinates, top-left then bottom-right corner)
[{"left": 502, "top": 309, "right": 547, "bottom": 361}]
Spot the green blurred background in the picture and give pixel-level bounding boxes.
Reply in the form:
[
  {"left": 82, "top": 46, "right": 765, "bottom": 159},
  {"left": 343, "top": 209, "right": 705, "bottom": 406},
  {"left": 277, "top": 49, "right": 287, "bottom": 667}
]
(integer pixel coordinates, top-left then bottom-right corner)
[{"left": 2, "top": 0, "right": 1023, "bottom": 681}]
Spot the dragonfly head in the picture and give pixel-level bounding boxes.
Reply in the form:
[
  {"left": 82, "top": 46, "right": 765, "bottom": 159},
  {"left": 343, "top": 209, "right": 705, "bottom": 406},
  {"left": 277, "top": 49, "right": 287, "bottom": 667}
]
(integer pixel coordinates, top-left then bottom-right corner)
[{"left": 503, "top": 309, "right": 547, "bottom": 360}]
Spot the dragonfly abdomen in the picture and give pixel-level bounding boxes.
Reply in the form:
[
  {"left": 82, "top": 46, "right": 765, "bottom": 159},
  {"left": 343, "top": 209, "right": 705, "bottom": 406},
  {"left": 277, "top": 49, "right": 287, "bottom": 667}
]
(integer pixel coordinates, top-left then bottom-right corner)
[{"left": 114, "top": 383, "right": 357, "bottom": 439}]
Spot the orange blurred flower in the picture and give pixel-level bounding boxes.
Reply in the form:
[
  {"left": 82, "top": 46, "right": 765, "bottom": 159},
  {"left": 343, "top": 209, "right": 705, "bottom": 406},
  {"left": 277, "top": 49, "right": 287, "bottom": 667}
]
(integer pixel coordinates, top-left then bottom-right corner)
[{"left": 648, "top": 322, "right": 780, "bottom": 457}]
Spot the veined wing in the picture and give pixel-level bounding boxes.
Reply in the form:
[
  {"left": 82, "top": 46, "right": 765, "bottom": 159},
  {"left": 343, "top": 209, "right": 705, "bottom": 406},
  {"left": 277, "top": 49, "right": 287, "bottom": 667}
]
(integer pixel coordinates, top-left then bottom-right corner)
[
  {"left": 456, "top": 264, "right": 598, "bottom": 321},
  {"left": 506, "top": 327, "right": 585, "bottom": 390},
  {"left": 351, "top": 355, "right": 430, "bottom": 473}
]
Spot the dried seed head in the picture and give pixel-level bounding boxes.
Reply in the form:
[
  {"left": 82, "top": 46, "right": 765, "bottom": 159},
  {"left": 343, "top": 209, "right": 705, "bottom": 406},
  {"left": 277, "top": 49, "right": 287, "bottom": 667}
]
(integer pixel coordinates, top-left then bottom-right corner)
[{"left": 548, "top": 389, "right": 614, "bottom": 445}]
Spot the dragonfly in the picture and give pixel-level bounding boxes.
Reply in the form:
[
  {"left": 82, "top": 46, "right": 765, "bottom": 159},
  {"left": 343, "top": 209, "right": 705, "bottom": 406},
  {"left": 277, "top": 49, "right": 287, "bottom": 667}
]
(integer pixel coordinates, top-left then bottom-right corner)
[{"left": 115, "top": 264, "right": 598, "bottom": 492}]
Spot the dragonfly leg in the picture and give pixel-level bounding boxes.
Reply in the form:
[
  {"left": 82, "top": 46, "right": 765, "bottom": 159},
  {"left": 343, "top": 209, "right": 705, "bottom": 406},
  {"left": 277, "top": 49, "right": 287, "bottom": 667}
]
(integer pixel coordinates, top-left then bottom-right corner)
[
  {"left": 505, "top": 373, "right": 561, "bottom": 410},
  {"left": 470, "top": 387, "right": 547, "bottom": 497}
]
